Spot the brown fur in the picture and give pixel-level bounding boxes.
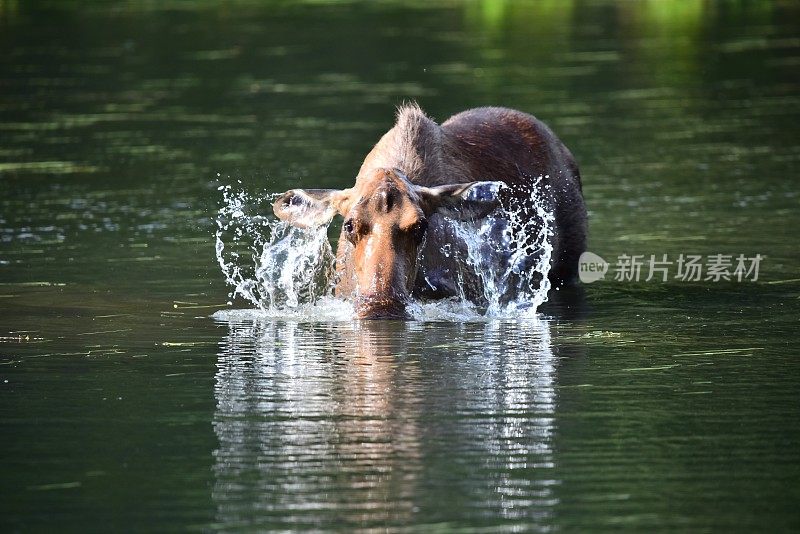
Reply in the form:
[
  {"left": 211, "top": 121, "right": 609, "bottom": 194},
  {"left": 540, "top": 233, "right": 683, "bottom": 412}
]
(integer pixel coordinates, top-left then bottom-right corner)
[
  {"left": 333, "top": 168, "right": 426, "bottom": 317},
  {"left": 273, "top": 104, "right": 587, "bottom": 318}
]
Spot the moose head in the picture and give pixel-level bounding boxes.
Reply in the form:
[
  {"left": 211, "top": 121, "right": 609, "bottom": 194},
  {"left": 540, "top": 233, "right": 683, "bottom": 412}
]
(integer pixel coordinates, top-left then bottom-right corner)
[{"left": 273, "top": 168, "right": 502, "bottom": 318}]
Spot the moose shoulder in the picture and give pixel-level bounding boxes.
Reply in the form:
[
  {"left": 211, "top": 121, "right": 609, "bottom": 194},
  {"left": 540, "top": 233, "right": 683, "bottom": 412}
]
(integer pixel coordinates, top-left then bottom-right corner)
[{"left": 273, "top": 105, "right": 587, "bottom": 319}]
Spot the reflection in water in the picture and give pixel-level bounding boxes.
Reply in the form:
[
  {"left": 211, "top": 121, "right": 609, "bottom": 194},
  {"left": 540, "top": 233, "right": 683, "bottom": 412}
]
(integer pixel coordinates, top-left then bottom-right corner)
[{"left": 212, "top": 318, "right": 558, "bottom": 529}]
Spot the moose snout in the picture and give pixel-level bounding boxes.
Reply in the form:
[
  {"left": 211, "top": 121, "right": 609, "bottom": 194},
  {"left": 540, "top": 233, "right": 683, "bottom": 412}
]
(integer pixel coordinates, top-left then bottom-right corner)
[{"left": 354, "top": 292, "right": 411, "bottom": 320}]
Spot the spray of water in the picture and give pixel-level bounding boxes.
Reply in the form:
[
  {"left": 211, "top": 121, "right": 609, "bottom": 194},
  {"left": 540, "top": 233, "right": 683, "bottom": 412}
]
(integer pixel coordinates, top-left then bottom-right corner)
[
  {"left": 446, "top": 177, "right": 554, "bottom": 318},
  {"left": 214, "top": 178, "right": 554, "bottom": 321},
  {"left": 215, "top": 183, "right": 337, "bottom": 315}
]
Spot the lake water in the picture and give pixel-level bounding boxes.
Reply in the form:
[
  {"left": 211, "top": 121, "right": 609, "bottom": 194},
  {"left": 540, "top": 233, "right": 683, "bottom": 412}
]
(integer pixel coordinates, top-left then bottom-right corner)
[{"left": 2, "top": 1, "right": 799, "bottom": 531}]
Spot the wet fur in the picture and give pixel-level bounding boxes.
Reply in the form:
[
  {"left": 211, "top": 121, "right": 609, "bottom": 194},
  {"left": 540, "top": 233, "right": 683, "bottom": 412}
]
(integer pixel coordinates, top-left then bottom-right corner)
[{"left": 338, "top": 104, "right": 587, "bottom": 302}]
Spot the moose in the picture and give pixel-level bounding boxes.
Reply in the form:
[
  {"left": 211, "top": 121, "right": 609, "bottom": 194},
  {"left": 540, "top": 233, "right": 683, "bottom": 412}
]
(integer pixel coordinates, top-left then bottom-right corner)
[{"left": 273, "top": 104, "right": 587, "bottom": 319}]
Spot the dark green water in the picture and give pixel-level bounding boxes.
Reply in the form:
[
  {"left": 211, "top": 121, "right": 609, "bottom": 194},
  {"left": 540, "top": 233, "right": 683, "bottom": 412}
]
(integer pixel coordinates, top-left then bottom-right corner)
[{"left": 2, "top": 0, "right": 799, "bottom": 531}]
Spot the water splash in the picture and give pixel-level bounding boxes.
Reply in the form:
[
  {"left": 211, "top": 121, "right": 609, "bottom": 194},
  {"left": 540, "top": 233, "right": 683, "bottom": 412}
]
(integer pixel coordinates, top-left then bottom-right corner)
[
  {"left": 215, "top": 184, "right": 335, "bottom": 312},
  {"left": 446, "top": 177, "right": 554, "bottom": 318},
  {"left": 215, "top": 178, "right": 554, "bottom": 321}
]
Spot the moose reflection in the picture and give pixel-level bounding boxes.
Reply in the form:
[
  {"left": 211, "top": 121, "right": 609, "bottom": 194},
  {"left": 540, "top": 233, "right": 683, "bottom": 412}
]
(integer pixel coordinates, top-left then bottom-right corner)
[{"left": 212, "top": 319, "right": 560, "bottom": 529}]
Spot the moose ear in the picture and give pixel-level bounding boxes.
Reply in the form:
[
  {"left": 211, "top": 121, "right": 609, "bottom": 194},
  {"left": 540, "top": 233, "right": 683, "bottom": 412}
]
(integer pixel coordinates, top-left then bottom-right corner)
[
  {"left": 272, "top": 188, "right": 350, "bottom": 229},
  {"left": 417, "top": 181, "right": 505, "bottom": 220}
]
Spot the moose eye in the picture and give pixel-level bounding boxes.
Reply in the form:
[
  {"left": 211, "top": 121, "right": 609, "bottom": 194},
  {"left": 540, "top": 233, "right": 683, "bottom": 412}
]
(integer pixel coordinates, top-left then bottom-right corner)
[
  {"left": 343, "top": 219, "right": 359, "bottom": 244},
  {"left": 411, "top": 219, "right": 428, "bottom": 242}
]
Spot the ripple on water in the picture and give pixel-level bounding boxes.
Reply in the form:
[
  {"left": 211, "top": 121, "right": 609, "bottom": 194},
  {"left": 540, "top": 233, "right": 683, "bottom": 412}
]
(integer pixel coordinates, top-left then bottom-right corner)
[{"left": 210, "top": 315, "right": 558, "bottom": 528}]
